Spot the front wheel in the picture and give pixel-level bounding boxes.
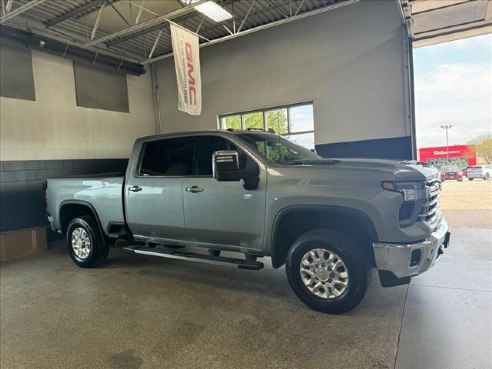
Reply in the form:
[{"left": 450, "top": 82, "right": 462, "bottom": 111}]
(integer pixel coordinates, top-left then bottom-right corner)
[
  {"left": 469, "top": 178, "right": 474, "bottom": 181},
  {"left": 285, "top": 229, "right": 369, "bottom": 314},
  {"left": 67, "top": 216, "right": 109, "bottom": 268},
  {"left": 484, "top": 173, "right": 490, "bottom": 181}
]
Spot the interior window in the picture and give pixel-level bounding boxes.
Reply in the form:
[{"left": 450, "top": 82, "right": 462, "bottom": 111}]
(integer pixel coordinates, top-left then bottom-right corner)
[
  {"left": 193, "top": 136, "right": 237, "bottom": 176},
  {"left": 139, "top": 137, "right": 192, "bottom": 176}
]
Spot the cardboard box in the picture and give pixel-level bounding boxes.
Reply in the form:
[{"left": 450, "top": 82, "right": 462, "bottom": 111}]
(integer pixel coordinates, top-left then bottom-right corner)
[{"left": 0, "top": 227, "right": 48, "bottom": 262}]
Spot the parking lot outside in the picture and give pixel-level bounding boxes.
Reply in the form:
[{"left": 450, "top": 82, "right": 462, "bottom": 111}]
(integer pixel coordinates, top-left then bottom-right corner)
[{"left": 440, "top": 179, "right": 492, "bottom": 229}]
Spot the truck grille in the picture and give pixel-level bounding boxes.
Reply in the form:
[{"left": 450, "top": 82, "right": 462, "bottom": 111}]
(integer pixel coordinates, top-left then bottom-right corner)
[{"left": 418, "top": 179, "right": 442, "bottom": 229}]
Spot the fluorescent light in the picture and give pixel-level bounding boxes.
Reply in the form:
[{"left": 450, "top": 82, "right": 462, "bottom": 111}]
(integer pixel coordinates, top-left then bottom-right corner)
[
  {"left": 195, "top": 1, "right": 233, "bottom": 22},
  {"left": 180, "top": 0, "right": 200, "bottom": 5}
]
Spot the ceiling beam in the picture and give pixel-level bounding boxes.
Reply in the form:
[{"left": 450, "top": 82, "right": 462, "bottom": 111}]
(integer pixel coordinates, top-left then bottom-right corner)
[
  {"left": 45, "top": 0, "right": 118, "bottom": 27},
  {"left": 91, "top": 2, "right": 106, "bottom": 40},
  {"left": 237, "top": 0, "right": 255, "bottom": 33},
  {"left": 106, "top": 20, "right": 166, "bottom": 46},
  {"left": 0, "top": 0, "right": 48, "bottom": 23},
  {"left": 93, "top": 0, "right": 236, "bottom": 47},
  {"left": 143, "top": 0, "right": 359, "bottom": 64},
  {"left": 85, "top": 0, "right": 207, "bottom": 47}
]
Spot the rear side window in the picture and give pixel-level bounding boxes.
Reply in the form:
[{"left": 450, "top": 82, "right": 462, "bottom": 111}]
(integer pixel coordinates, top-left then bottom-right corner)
[
  {"left": 139, "top": 137, "right": 192, "bottom": 176},
  {"left": 192, "top": 136, "right": 237, "bottom": 176}
]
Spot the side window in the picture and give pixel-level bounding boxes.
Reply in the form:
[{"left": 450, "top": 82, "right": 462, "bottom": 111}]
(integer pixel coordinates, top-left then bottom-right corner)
[
  {"left": 139, "top": 138, "right": 192, "bottom": 176},
  {"left": 193, "top": 136, "right": 237, "bottom": 176}
]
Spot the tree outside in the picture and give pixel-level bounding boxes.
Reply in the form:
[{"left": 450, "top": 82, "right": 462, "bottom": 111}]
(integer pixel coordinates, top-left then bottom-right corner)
[
  {"left": 468, "top": 134, "right": 492, "bottom": 164},
  {"left": 222, "top": 115, "right": 241, "bottom": 130},
  {"left": 266, "top": 109, "right": 288, "bottom": 134},
  {"left": 222, "top": 108, "right": 289, "bottom": 134}
]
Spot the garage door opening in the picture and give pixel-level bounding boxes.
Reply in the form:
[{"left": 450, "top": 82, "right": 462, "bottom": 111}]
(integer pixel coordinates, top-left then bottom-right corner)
[{"left": 413, "top": 33, "right": 492, "bottom": 221}]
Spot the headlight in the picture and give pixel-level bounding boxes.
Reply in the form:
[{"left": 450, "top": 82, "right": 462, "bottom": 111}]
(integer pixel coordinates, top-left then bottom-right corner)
[{"left": 382, "top": 181, "right": 427, "bottom": 226}]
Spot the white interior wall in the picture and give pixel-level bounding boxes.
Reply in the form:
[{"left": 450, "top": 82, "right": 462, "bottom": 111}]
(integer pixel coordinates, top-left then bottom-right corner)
[
  {"left": 0, "top": 50, "right": 156, "bottom": 161},
  {"left": 156, "top": 0, "right": 411, "bottom": 146}
]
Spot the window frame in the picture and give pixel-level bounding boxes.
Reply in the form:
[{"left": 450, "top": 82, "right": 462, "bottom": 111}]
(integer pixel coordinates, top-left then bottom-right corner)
[
  {"left": 136, "top": 137, "right": 194, "bottom": 178},
  {"left": 219, "top": 102, "right": 315, "bottom": 148},
  {"left": 135, "top": 134, "right": 258, "bottom": 179}
]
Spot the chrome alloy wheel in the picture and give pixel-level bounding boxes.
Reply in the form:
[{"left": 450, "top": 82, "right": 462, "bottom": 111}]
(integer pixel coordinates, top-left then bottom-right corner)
[
  {"left": 299, "top": 248, "right": 349, "bottom": 299},
  {"left": 71, "top": 227, "right": 91, "bottom": 260}
]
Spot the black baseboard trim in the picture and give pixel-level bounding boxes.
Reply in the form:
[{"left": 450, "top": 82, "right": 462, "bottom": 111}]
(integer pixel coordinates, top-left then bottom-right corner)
[{"left": 315, "top": 136, "right": 413, "bottom": 160}]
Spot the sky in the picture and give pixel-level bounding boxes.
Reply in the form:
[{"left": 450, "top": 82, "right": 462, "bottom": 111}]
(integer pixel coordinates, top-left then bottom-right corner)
[{"left": 413, "top": 33, "right": 492, "bottom": 149}]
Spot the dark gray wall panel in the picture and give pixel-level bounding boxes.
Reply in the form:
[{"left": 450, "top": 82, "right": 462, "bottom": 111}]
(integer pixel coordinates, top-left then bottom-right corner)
[
  {"left": 0, "top": 38, "right": 36, "bottom": 100},
  {"left": 0, "top": 159, "right": 128, "bottom": 234},
  {"left": 74, "top": 62, "right": 129, "bottom": 112},
  {"left": 316, "top": 136, "right": 413, "bottom": 160}
]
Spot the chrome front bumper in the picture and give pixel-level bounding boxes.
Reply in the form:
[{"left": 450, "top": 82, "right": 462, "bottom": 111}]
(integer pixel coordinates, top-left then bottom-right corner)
[{"left": 373, "top": 218, "right": 450, "bottom": 280}]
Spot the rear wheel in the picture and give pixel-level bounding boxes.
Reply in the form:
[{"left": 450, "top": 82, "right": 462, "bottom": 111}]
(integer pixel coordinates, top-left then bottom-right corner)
[
  {"left": 484, "top": 173, "right": 490, "bottom": 181},
  {"left": 469, "top": 178, "right": 474, "bottom": 181},
  {"left": 67, "top": 216, "right": 109, "bottom": 268},
  {"left": 285, "top": 229, "right": 369, "bottom": 314}
]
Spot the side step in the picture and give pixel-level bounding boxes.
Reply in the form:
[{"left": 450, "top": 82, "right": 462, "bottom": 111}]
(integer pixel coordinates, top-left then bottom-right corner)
[{"left": 123, "top": 245, "right": 264, "bottom": 270}]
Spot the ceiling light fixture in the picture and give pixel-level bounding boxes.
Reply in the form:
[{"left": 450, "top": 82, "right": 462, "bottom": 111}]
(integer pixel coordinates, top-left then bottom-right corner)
[{"left": 195, "top": 1, "right": 233, "bottom": 23}]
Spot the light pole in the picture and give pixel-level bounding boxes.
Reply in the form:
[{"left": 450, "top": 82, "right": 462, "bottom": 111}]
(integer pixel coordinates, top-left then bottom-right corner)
[{"left": 440, "top": 124, "right": 453, "bottom": 164}]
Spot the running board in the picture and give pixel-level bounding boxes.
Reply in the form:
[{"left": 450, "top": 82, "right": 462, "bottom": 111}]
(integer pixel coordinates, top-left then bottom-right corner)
[{"left": 123, "top": 245, "right": 264, "bottom": 270}]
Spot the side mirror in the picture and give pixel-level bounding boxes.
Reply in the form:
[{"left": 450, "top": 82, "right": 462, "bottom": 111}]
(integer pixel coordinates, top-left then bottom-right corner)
[
  {"left": 213, "top": 150, "right": 260, "bottom": 190},
  {"left": 212, "top": 150, "right": 241, "bottom": 181}
]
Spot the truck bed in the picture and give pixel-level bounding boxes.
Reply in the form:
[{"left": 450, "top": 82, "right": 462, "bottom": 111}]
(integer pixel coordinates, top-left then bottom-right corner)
[{"left": 46, "top": 175, "right": 125, "bottom": 233}]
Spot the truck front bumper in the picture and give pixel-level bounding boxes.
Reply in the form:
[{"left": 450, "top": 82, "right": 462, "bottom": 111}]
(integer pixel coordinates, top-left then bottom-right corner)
[{"left": 373, "top": 218, "right": 450, "bottom": 287}]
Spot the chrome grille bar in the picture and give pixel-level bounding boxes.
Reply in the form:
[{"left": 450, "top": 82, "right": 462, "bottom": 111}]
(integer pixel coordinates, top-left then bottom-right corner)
[{"left": 419, "top": 179, "right": 442, "bottom": 229}]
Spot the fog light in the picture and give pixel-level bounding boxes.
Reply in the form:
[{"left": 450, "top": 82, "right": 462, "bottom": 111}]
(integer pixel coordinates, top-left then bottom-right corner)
[{"left": 410, "top": 249, "right": 421, "bottom": 267}]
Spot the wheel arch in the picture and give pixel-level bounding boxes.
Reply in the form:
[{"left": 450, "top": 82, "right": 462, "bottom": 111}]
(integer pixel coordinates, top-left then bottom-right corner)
[
  {"left": 271, "top": 205, "right": 378, "bottom": 269},
  {"left": 59, "top": 200, "right": 105, "bottom": 237}
]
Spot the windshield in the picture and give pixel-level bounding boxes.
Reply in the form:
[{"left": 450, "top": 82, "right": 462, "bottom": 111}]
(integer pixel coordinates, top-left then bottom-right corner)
[{"left": 236, "top": 133, "right": 321, "bottom": 164}]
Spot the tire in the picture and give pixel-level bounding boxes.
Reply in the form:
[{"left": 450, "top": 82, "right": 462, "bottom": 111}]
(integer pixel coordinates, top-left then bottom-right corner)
[
  {"left": 67, "top": 216, "right": 109, "bottom": 268},
  {"left": 285, "top": 229, "right": 369, "bottom": 314},
  {"left": 469, "top": 178, "right": 474, "bottom": 181},
  {"left": 484, "top": 173, "right": 490, "bottom": 181}
]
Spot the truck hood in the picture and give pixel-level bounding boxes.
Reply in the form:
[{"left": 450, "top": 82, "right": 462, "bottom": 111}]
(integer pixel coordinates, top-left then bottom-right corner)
[{"left": 283, "top": 158, "right": 439, "bottom": 182}]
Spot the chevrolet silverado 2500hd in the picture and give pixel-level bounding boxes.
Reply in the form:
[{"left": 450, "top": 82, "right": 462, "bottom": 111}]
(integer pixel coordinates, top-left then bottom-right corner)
[{"left": 46, "top": 130, "right": 450, "bottom": 314}]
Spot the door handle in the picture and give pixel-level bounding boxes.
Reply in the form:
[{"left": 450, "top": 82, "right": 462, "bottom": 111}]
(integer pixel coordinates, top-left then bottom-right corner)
[
  {"left": 128, "top": 185, "right": 142, "bottom": 192},
  {"left": 186, "top": 186, "right": 204, "bottom": 193}
]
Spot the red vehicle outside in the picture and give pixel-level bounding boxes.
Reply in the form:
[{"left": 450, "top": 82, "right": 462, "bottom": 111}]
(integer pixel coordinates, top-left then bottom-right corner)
[{"left": 440, "top": 165, "right": 464, "bottom": 181}]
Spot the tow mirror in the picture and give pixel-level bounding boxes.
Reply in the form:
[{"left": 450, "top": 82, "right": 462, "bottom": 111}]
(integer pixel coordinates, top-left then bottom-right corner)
[
  {"left": 212, "top": 150, "right": 260, "bottom": 190},
  {"left": 213, "top": 151, "right": 241, "bottom": 181}
]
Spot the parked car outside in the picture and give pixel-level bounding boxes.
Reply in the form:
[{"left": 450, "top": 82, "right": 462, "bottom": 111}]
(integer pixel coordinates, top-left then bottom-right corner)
[
  {"left": 466, "top": 165, "right": 492, "bottom": 181},
  {"left": 440, "top": 165, "right": 463, "bottom": 181}
]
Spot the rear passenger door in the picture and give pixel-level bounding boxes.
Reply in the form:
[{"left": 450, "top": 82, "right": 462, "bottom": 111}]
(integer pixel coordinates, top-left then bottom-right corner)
[
  {"left": 125, "top": 137, "right": 192, "bottom": 240},
  {"left": 182, "top": 135, "right": 266, "bottom": 251}
]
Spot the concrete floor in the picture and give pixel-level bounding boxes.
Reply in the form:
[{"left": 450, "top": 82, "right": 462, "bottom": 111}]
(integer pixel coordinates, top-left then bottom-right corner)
[{"left": 1, "top": 207, "right": 491, "bottom": 368}]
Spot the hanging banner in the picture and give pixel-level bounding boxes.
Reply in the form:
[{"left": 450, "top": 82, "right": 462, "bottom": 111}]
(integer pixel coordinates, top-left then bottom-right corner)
[{"left": 170, "top": 24, "right": 202, "bottom": 115}]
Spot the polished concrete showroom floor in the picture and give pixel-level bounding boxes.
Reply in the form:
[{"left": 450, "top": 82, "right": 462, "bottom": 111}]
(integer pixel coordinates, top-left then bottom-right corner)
[{"left": 1, "top": 208, "right": 491, "bottom": 369}]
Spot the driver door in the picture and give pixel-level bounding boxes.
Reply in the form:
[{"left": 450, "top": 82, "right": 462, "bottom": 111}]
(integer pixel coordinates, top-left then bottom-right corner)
[{"left": 183, "top": 135, "right": 266, "bottom": 251}]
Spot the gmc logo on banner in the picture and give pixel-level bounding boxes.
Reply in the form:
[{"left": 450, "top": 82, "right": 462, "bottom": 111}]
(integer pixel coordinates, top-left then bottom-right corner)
[
  {"left": 170, "top": 23, "right": 201, "bottom": 115},
  {"left": 185, "top": 42, "right": 197, "bottom": 106}
]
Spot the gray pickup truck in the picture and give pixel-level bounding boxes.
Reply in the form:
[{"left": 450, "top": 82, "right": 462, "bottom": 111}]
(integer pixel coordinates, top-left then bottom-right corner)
[{"left": 46, "top": 130, "right": 450, "bottom": 314}]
